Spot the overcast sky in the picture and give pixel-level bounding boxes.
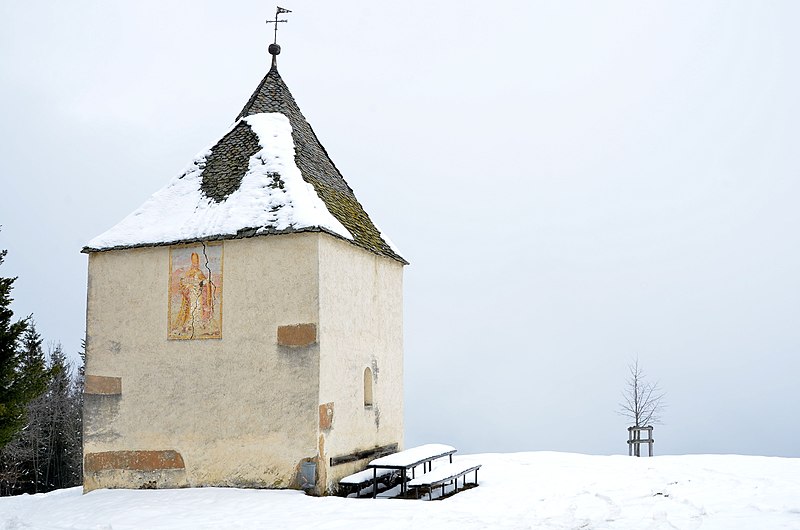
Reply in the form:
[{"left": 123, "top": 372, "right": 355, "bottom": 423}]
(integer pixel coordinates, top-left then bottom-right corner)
[{"left": 1, "top": 1, "right": 798, "bottom": 458}]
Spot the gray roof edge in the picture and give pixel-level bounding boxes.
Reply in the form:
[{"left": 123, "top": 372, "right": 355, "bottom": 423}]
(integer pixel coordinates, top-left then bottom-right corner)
[
  {"left": 297, "top": 114, "right": 408, "bottom": 263},
  {"left": 81, "top": 227, "right": 409, "bottom": 265}
]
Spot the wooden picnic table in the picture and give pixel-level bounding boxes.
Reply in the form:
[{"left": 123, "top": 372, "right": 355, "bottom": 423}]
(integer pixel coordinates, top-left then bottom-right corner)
[
  {"left": 407, "top": 462, "right": 482, "bottom": 500},
  {"left": 367, "top": 443, "right": 456, "bottom": 498}
]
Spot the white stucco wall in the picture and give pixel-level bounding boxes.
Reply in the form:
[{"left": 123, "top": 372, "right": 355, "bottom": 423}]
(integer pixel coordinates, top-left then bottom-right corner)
[
  {"left": 84, "top": 232, "right": 405, "bottom": 494},
  {"left": 84, "top": 234, "right": 321, "bottom": 491},
  {"left": 316, "top": 235, "right": 404, "bottom": 491}
]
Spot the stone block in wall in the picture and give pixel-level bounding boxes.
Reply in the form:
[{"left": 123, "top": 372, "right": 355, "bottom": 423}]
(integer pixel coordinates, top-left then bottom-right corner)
[
  {"left": 277, "top": 323, "right": 317, "bottom": 347},
  {"left": 319, "top": 402, "right": 334, "bottom": 430},
  {"left": 85, "top": 375, "right": 122, "bottom": 395}
]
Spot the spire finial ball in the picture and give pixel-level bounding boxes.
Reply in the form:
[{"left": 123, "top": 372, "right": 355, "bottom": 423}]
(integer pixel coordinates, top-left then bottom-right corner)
[{"left": 269, "top": 43, "right": 281, "bottom": 56}]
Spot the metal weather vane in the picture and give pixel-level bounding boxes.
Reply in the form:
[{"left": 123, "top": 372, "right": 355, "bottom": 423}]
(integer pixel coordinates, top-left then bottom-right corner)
[{"left": 266, "top": 6, "right": 292, "bottom": 46}]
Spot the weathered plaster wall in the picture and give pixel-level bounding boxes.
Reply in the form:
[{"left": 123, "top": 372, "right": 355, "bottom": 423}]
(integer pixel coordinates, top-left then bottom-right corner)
[
  {"left": 316, "top": 235, "right": 404, "bottom": 492},
  {"left": 84, "top": 234, "right": 321, "bottom": 491}
]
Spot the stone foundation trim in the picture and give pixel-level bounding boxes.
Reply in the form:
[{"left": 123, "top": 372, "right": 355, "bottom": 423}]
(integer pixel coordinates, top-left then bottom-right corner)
[
  {"left": 85, "top": 450, "right": 185, "bottom": 472},
  {"left": 85, "top": 375, "right": 122, "bottom": 395},
  {"left": 277, "top": 323, "right": 317, "bottom": 347},
  {"left": 329, "top": 443, "right": 398, "bottom": 467}
]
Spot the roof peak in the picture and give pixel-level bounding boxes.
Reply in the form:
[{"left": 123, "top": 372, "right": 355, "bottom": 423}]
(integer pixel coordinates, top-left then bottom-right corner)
[
  {"left": 84, "top": 20, "right": 407, "bottom": 264},
  {"left": 268, "top": 43, "right": 281, "bottom": 69},
  {"left": 233, "top": 67, "right": 407, "bottom": 263},
  {"left": 266, "top": 6, "right": 291, "bottom": 69}
]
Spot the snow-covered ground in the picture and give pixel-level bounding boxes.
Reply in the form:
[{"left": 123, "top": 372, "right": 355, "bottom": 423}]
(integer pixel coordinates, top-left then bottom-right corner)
[{"left": 2, "top": 452, "right": 799, "bottom": 529}]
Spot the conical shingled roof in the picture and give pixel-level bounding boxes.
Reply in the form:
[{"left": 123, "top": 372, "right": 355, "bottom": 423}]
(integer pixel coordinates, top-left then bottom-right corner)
[
  {"left": 83, "top": 63, "right": 406, "bottom": 265},
  {"left": 235, "top": 65, "right": 406, "bottom": 263}
]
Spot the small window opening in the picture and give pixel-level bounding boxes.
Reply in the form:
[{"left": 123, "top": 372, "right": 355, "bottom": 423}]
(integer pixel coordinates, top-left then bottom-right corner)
[{"left": 363, "top": 367, "right": 374, "bottom": 407}]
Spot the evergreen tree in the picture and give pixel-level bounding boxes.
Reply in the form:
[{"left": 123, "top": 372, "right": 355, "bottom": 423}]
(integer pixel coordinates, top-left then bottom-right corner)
[
  {"left": 0, "top": 323, "right": 53, "bottom": 493},
  {"left": 0, "top": 339, "right": 82, "bottom": 494},
  {"left": 68, "top": 339, "right": 84, "bottom": 484},
  {"left": 40, "top": 344, "right": 81, "bottom": 490},
  {"left": 0, "top": 241, "right": 82, "bottom": 495},
  {"left": 0, "top": 246, "right": 49, "bottom": 449}
]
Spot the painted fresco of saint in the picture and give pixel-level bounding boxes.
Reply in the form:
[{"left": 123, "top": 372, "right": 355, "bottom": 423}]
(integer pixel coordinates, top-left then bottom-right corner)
[{"left": 169, "top": 243, "right": 222, "bottom": 339}]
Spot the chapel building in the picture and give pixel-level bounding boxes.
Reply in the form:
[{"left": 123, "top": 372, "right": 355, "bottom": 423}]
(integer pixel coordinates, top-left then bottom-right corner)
[{"left": 81, "top": 41, "right": 406, "bottom": 495}]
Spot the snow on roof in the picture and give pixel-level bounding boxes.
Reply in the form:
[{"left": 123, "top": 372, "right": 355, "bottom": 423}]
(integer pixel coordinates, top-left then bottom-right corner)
[
  {"left": 85, "top": 64, "right": 406, "bottom": 264},
  {"left": 85, "top": 114, "right": 351, "bottom": 251}
]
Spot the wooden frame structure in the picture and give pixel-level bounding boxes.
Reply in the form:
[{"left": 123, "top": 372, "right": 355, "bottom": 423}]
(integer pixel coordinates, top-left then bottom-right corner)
[{"left": 627, "top": 425, "right": 654, "bottom": 457}]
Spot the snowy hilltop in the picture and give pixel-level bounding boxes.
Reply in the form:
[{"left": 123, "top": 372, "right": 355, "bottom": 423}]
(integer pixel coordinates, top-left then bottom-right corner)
[{"left": 1, "top": 452, "right": 799, "bottom": 529}]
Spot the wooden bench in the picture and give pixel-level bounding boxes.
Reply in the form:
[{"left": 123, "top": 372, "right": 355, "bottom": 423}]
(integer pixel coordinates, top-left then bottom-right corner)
[
  {"left": 407, "top": 462, "right": 481, "bottom": 500},
  {"left": 338, "top": 467, "right": 397, "bottom": 497},
  {"left": 367, "top": 443, "right": 457, "bottom": 498}
]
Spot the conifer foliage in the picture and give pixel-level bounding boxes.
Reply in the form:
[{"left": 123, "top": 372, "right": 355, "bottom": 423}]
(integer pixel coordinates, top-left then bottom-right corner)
[
  {"left": 0, "top": 339, "right": 83, "bottom": 494},
  {"left": 0, "top": 242, "right": 83, "bottom": 495},
  {"left": 0, "top": 246, "right": 50, "bottom": 448}
]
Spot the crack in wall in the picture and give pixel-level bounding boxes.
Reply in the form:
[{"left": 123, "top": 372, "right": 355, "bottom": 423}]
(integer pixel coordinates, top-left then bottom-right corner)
[
  {"left": 184, "top": 243, "right": 218, "bottom": 340},
  {"left": 201, "top": 242, "right": 217, "bottom": 316}
]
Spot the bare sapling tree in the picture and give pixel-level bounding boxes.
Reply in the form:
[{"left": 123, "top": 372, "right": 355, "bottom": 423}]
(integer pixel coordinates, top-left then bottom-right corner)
[
  {"left": 619, "top": 358, "right": 665, "bottom": 456},
  {"left": 619, "top": 357, "right": 665, "bottom": 426}
]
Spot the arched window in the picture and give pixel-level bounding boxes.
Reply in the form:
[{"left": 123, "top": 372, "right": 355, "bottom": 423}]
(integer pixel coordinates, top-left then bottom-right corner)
[{"left": 363, "top": 367, "right": 374, "bottom": 407}]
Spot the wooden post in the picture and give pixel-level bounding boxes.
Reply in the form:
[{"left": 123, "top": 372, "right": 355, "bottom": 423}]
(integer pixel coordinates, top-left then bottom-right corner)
[
  {"left": 628, "top": 427, "right": 633, "bottom": 456},
  {"left": 637, "top": 426, "right": 642, "bottom": 457},
  {"left": 628, "top": 425, "right": 655, "bottom": 457}
]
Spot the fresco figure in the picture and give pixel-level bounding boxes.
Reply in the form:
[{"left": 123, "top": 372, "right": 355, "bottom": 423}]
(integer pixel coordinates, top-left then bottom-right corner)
[
  {"left": 175, "top": 252, "right": 213, "bottom": 333},
  {"left": 169, "top": 244, "right": 222, "bottom": 339}
]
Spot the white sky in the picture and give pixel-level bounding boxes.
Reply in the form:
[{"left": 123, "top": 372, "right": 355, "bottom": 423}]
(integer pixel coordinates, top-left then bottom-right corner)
[{"left": 1, "top": 1, "right": 798, "bottom": 457}]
